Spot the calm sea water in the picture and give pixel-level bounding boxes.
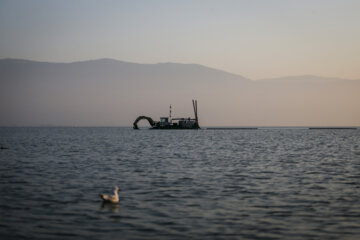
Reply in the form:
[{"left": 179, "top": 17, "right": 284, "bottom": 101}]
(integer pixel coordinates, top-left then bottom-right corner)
[{"left": 0, "top": 127, "right": 359, "bottom": 240}]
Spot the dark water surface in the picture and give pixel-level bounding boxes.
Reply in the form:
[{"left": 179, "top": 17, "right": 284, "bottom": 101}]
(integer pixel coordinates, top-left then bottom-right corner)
[{"left": 0, "top": 127, "right": 360, "bottom": 239}]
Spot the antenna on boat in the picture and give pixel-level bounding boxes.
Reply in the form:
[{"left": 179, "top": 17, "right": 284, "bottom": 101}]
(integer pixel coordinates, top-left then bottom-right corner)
[
  {"left": 169, "top": 104, "right": 172, "bottom": 120},
  {"left": 192, "top": 99, "right": 199, "bottom": 126}
]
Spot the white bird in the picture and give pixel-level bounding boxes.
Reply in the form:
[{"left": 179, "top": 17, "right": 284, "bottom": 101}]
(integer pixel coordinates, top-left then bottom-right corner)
[{"left": 99, "top": 186, "right": 119, "bottom": 203}]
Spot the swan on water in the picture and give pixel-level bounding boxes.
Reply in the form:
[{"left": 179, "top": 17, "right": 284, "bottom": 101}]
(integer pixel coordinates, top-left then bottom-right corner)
[{"left": 99, "top": 186, "right": 119, "bottom": 203}]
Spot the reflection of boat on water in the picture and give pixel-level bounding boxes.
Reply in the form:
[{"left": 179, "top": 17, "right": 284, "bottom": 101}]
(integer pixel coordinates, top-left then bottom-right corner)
[{"left": 133, "top": 100, "right": 200, "bottom": 130}]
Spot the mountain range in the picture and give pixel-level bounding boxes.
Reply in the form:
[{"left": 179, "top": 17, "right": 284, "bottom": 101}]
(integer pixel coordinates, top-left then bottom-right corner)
[{"left": 1, "top": 58, "right": 359, "bottom": 126}]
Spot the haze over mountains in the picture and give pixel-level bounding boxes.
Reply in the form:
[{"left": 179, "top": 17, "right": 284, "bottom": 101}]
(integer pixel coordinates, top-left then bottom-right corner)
[{"left": 1, "top": 58, "right": 359, "bottom": 127}]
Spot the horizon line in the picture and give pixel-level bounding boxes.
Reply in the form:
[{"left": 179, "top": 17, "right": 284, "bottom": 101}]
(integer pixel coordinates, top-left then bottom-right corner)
[{"left": 0, "top": 125, "right": 359, "bottom": 129}]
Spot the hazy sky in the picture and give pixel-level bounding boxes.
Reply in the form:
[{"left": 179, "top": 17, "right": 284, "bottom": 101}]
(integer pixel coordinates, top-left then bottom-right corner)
[{"left": 1, "top": 0, "right": 359, "bottom": 79}]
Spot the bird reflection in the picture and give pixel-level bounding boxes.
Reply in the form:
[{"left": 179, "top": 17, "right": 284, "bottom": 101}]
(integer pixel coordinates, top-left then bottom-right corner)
[{"left": 100, "top": 202, "right": 119, "bottom": 213}]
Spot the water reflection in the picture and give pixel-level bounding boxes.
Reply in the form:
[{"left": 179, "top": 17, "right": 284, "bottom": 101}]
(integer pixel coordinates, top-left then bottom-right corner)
[{"left": 100, "top": 202, "right": 119, "bottom": 213}]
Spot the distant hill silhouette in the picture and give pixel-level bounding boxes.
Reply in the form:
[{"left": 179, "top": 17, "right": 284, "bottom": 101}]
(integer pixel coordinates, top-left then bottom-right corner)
[{"left": 0, "top": 58, "right": 359, "bottom": 126}]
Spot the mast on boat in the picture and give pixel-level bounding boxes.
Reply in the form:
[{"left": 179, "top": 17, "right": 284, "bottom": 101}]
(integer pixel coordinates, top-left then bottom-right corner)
[{"left": 192, "top": 99, "right": 199, "bottom": 128}]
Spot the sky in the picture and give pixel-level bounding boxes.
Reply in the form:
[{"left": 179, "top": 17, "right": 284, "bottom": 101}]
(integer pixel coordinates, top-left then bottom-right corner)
[{"left": 0, "top": 0, "right": 359, "bottom": 79}]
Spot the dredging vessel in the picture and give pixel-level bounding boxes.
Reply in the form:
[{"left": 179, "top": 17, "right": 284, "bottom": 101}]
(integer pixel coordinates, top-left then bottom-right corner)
[{"left": 133, "top": 100, "right": 200, "bottom": 130}]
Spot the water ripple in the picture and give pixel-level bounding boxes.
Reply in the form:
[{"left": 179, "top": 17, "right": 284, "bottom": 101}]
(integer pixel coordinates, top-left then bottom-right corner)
[{"left": 0, "top": 127, "right": 359, "bottom": 239}]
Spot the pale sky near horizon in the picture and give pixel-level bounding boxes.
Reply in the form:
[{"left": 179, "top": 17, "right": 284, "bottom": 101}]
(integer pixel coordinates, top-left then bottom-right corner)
[{"left": 0, "top": 0, "right": 359, "bottom": 79}]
